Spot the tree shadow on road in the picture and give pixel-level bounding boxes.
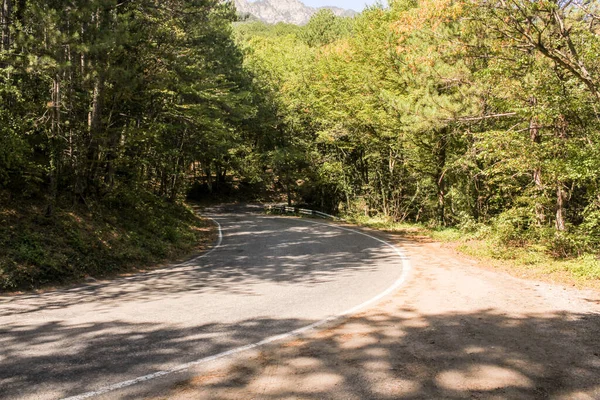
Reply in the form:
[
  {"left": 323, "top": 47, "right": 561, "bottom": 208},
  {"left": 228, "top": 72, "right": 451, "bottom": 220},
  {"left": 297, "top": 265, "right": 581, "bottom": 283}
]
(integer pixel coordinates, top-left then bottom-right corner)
[
  {"left": 2, "top": 306, "right": 599, "bottom": 399},
  {"left": 4, "top": 208, "right": 598, "bottom": 399},
  {"left": 0, "top": 214, "right": 395, "bottom": 317},
  {"left": 0, "top": 317, "right": 311, "bottom": 399},
  {"left": 143, "top": 308, "right": 600, "bottom": 400}
]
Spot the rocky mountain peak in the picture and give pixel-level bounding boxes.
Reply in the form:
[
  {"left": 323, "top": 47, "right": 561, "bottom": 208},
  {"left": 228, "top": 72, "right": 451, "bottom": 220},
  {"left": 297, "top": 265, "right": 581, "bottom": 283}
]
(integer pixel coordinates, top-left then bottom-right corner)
[{"left": 234, "top": 0, "right": 357, "bottom": 25}]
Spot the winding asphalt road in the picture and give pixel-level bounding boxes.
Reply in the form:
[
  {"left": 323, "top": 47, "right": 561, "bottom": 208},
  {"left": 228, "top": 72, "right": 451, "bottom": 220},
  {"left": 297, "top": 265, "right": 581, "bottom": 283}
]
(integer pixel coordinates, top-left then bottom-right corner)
[{"left": 0, "top": 205, "right": 408, "bottom": 400}]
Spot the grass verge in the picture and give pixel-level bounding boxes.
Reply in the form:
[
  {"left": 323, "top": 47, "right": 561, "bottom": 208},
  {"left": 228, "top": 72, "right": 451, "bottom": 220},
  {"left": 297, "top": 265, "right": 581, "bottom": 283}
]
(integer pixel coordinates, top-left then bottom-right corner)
[
  {"left": 345, "top": 215, "right": 600, "bottom": 290},
  {"left": 0, "top": 192, "right": 215, "bottom": 292}
]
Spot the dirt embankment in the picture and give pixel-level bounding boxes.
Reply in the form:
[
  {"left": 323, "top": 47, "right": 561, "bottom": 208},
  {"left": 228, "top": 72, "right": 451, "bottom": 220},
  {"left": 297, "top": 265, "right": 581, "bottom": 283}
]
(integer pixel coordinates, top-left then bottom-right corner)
[{"left": 0, "top": 198, "right": 215, "bottom": 293}]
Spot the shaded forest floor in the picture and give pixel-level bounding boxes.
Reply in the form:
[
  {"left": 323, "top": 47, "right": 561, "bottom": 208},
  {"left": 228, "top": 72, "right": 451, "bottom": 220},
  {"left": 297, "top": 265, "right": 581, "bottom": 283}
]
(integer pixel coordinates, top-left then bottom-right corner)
[
  {"left": 0, "top": 192, "right": 216, "bottom": 292},
  {"left": 143, "top": 228, "right": 600, "bottom": 400}
]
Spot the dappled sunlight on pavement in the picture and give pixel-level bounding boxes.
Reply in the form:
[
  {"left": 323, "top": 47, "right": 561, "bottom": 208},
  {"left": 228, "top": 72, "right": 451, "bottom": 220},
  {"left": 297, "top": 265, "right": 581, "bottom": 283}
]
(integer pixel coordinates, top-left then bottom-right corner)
[
  {"left": 0, "top": 206, "right": 406, "bottom": 399},
  {"left": 146, "top": 235, "right": 600, "bottom": 400}
]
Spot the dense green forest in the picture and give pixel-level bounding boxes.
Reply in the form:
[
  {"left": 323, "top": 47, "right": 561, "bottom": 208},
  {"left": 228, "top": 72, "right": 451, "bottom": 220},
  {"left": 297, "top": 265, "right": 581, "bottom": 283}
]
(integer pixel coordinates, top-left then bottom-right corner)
[
  {"left": 0, "top": 0, "right": 260, "bottom": 205},
  {"left": 1, "top": 0, "right": 600, "bottom": 289},
  {"left": 234, "top": 0, "right": 600, "bottom": 261},
  {"left": 0, "top": 0, "right": 259, "bottom": 289}
]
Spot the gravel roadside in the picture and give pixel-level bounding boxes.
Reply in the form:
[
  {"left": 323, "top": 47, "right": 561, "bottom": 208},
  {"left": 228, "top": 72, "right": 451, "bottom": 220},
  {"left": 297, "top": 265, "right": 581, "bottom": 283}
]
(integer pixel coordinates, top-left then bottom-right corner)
[{"left": 148, "top": 231, "right": 600, "bottom": 400}]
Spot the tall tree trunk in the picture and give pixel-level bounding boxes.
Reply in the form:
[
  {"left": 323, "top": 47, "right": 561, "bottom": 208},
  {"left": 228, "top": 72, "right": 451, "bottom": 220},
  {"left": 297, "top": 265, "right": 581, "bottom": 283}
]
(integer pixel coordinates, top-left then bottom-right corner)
[
  {"left": 215, "top": 164, "right": 224, "bottom": 191},
  {"left": 46, "top": 76, "right": 61, "bottom": 217},
  {"left": 555, "top": 183, "right": 566, "bottom": 231},
  {"left": 104, "top": 110, "right": 121, "bottom": 190},
  {"left": 87, "top": 74, "right": 104, "bottom": 191},
  {"left": 1, "top": 0, "right": 11, "bottom": 52},
  {"left": 85, "top": 6, "right": 109, "bottom": 193},
  {"left": 204, "top": 166, "right": 213, "bottom": 193},
  {"left": 554, "top": 115, "right": 568, "bottom": 232},
  {"left": 434, "top": 128, "right": 448, "bottom": 226},
  {"left": 169, "top": 132, "right": 187, "bottom": 202},
  {"left": 104, "top": 131, "right": 120, "bottom": 190},
  {"left": 530, "top": 98, "right": 545, "bottom": 226}
]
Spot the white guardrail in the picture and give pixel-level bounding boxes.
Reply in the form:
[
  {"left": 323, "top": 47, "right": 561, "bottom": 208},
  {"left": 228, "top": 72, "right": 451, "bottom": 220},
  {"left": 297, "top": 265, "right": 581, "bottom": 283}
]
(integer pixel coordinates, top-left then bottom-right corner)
[{"left": 264, "top": 205, "right": 342, "bottom": 221}]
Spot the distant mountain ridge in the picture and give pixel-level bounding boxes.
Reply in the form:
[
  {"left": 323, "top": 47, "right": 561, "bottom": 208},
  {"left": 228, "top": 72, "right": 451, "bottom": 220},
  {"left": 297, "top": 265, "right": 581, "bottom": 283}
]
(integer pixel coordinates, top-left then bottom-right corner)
[{"left": 234, "top": 0, "right": 357, "bottom": 25}]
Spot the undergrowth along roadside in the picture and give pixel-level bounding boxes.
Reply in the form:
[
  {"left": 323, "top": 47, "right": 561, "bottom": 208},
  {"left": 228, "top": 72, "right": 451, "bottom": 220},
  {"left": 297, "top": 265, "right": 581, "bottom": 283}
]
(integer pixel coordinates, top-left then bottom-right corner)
[
  {"left": 0, "top": 192, "right": 215, "bottom": 292},
  {"left": 345, "top": 215, "right": 600, "bottom": 288}
]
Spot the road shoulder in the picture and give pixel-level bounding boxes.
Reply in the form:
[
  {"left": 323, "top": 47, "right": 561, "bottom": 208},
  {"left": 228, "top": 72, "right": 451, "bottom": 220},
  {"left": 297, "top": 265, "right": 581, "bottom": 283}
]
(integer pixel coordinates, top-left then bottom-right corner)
[{"left": 147, "top": 232, "right": 600, "bottom": 400}]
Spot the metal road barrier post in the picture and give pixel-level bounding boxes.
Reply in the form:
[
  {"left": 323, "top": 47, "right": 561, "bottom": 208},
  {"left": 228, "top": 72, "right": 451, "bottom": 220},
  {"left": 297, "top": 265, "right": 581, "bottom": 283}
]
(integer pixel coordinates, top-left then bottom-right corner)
[{"left": 264, "top": 205, "right": 342, "bottom": 221}]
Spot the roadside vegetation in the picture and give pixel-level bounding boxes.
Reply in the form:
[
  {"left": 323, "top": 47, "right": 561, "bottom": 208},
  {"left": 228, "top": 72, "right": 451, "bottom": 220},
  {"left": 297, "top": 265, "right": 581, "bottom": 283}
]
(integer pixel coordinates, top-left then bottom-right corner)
[
  {"left": 347, "top": 215, "right": 600, "bottom": 287},
  {"left": 1, "top": 0, "right": 600, "bottom": 289},
  {"left": 236, "top": 1, "right": 600, "bottom": 285},
  {"left": 0, "top": 191, "right": 214, "bottom": 291},
  {"left": 0, "top": 0, "right": 249, "bottom": 291}
]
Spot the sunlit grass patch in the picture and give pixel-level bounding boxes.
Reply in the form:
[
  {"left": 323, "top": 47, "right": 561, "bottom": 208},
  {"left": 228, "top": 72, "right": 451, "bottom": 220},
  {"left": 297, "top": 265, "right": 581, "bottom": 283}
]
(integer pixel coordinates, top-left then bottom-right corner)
[
  {"left": 346, "top": 214, "right": 600, "bottom": 288},
  {"left": 345, "top": 215, "right": 428, "bottom": 236}
]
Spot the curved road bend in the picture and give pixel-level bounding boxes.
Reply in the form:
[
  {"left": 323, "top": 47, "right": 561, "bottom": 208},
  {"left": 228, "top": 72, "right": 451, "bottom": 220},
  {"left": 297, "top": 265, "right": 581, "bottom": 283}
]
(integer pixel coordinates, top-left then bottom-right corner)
[{"left": 0, "top": 204, "right": 408, "bottom": 400}]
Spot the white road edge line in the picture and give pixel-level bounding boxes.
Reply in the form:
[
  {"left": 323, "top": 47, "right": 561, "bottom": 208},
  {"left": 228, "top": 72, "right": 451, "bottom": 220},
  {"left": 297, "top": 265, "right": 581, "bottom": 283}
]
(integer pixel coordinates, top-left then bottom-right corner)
[
  {"left": 173, "top": 217, "right": 223, "bottom": 265},
  {"left": 61, "top": 217, "right": 412, "bottom": 400}
]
